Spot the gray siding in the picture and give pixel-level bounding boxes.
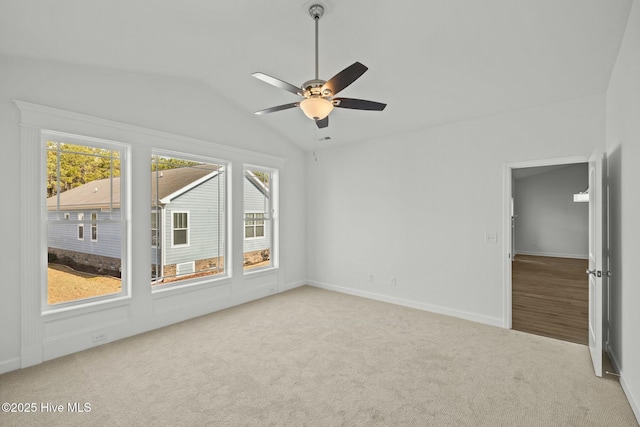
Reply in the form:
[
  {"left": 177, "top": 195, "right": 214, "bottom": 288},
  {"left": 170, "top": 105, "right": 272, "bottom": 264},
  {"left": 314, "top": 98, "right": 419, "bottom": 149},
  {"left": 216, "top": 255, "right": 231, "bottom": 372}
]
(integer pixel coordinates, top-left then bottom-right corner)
[
  {"left": 243, "top": 177, "right": 270, "bottom": 253},
  {"left": 47, "top": 171, "right": 268, "bottom": 266},
  {"left": 164, "top": 174, "right": 225, "bottom": 265},
  {"left": 47, "top": 209, "right": 122, "bottom": 259}
]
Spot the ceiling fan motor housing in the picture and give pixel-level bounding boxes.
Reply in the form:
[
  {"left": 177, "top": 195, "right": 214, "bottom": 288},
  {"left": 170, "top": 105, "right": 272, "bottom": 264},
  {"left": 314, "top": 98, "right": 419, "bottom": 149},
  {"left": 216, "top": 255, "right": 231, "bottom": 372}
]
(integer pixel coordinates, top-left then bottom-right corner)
[{"left": 302, "top": 79, "right": 329, "bottom": 97}]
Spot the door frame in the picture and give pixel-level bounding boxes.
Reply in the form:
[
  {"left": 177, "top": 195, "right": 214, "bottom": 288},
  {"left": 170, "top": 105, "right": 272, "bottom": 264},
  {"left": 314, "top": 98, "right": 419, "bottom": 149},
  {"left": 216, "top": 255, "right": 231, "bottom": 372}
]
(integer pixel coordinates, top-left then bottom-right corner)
[{"left": 502, "top": 155, "right": 589, "bottom": 329}]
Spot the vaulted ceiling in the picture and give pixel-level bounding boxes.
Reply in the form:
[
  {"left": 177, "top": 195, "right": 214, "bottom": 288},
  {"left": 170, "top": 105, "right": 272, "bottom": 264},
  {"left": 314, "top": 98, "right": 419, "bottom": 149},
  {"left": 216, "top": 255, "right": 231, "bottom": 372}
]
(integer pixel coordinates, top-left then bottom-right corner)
[{"left": 0, "top": 1, "right": 633, "bottom": 150}]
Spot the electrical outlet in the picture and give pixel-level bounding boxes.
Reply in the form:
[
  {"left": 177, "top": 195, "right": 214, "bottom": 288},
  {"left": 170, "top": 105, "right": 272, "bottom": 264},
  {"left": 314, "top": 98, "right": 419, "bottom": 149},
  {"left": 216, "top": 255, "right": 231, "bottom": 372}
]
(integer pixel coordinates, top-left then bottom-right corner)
[
  {"left": 390, "top": 276, "right": 396, "bottom": 286},
  {"left": 368, "top": 274, "right": 374, "bottom": 282},
  {"left": 485, "top": 233, "right": 498, "bottom": 244}
]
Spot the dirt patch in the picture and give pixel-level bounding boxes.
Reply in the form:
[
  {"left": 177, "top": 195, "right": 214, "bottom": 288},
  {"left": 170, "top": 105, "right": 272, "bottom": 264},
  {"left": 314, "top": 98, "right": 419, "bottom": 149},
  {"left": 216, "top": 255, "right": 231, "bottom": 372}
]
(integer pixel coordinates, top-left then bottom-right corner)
[{"left": 48, "top": 263, "right": 121, "bottom": 305}]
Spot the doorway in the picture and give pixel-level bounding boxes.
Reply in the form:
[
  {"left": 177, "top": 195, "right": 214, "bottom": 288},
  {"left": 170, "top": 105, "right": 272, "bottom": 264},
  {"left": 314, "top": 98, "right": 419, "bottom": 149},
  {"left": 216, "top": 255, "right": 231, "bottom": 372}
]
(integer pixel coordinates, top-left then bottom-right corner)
[{"left": 505, "top": 159, "right": 590, "bottom": 345}]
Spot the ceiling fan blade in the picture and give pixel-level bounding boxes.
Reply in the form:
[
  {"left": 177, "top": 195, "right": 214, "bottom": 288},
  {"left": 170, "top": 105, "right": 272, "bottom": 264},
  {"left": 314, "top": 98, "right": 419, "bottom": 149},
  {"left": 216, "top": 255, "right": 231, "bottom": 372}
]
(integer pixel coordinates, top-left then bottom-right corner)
[
  {"left": 322, "top": 62, "right": 368, "bottom": 96},
  {"left": 254, "top": 102, "right": 300, "bottom": 115},
  {"left": 333, "top": 98, "right": 386, "bottom": 111},
  {"left": 315, "top": 116, "right": 329, "bottom": 129},
  {"left": 252, "top": 72, "right": 303, "bottom": 96}
]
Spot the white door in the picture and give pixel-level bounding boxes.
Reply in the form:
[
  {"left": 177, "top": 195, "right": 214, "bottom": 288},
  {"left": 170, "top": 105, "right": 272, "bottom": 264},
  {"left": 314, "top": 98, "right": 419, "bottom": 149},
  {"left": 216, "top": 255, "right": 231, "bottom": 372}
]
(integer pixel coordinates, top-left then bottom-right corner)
[{"left": 587, "top": 149, "right": 605, "bottom": 377}]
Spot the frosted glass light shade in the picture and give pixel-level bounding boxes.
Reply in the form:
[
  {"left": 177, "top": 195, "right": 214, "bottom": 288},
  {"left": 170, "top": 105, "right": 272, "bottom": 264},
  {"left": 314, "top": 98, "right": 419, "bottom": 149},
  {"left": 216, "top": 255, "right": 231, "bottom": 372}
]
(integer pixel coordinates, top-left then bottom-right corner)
[{"left": 300, "top": 97, "right": 334, "bottom": 120}]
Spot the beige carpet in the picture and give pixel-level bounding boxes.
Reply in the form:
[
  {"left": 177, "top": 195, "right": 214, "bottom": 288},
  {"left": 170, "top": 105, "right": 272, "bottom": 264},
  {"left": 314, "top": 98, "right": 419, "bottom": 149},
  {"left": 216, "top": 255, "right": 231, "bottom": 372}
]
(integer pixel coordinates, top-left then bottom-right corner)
[{"left": 0, "top": 286, "right": 637, "bottom": 426}]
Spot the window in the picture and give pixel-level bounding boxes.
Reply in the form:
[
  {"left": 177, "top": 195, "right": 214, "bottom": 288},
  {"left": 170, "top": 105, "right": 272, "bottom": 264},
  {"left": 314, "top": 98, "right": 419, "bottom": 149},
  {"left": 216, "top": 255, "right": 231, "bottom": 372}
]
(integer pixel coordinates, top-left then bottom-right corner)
[
  {"left": 91, "top": 212, "right": 98, "bottom": 241},
  {"left": 151, "top": 212, "right": 159, "bottom": 247},
  {"left": 46, "top": 137, "right": 127, "bottom": 306},
  {"left": 172, "top": 212, "right": 189, "bottom": 246},
  {"left": 243, "top": 167, "right": 277, "bottom": 271},
  {"left": 77, "top": 213, "right": 84, "bottom": 240},
  {"left": 245, "top": 213, "right": 265, "bottom": 239},
  {"left": 151, "top": 153, "right": 227, "bottom": 285}
]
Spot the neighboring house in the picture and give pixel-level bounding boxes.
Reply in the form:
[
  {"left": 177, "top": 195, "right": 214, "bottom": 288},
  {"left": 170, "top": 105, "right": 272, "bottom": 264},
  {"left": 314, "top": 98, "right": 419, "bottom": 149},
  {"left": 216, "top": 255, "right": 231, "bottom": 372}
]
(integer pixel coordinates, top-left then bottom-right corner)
[{"left": 47, "top": 165, "right": 270, "bottom": 280}]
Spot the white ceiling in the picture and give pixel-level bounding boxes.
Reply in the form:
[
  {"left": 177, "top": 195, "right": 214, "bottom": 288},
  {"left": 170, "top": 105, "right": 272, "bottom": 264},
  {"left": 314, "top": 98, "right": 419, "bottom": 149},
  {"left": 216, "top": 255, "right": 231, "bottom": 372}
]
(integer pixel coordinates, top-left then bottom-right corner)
[{"left": 0, "top": 1, "right": 633, "bottom": 151}]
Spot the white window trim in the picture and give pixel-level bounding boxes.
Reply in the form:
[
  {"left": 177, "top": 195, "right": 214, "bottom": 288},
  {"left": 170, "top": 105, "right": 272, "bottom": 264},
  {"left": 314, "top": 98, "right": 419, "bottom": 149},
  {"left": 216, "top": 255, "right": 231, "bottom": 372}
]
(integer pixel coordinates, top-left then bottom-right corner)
[
  {"left": 152, "top": 150, "right": 230, "bottom": 290},
  {"left": 171, "top": 210, "right": 190, "bottom": 248},
  {"left": 243, "top": 165, "right": 278, "bottom": 273},
  {"left": 42, "top": 132, "right": 130, "bottom": 313}
]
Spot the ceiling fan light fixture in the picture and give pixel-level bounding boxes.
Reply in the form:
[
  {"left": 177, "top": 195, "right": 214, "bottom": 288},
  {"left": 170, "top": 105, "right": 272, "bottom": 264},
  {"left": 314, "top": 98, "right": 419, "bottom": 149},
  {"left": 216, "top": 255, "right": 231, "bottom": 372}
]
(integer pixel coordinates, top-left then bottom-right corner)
[
  {"left": 300, "top": 97, "right": 334, "bottom": 120},
  {"left": 252, "top": 3, "right": 386, "bottom": 128}
]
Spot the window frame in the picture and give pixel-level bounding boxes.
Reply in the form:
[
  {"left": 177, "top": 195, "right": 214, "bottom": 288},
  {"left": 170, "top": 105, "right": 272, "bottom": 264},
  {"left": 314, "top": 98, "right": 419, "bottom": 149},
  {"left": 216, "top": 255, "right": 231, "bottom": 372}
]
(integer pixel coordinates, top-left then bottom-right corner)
[
  {"left": 243, "top": 166, "right": 278, "bottom": 273},
  {"left": 43, "top": 131, "right": 130, "bottom": 312},
  {"left": 151, "top": 149, "right": 230, "bottom": 289}
]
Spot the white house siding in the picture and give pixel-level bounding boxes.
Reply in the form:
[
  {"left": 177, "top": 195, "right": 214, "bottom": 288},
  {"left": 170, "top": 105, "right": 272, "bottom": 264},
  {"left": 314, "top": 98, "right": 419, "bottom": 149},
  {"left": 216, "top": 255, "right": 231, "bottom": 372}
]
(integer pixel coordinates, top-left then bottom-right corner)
[
  {"left": 163, "top": 174, "right": 225, "bottom": 266},
  {"left": 243, "top": 176, "right": 270, "bottom": 253}
]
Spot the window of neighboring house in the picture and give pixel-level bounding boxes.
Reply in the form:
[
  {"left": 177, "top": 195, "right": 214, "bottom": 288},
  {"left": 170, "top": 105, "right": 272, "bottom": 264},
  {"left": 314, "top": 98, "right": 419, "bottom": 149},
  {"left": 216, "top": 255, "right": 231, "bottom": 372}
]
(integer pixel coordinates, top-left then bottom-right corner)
[
  {"left": 151, "top": 153, "right": 227, "bottom": 286},
  {"left": 243, "top": 167, "right": 277, "bottom": 272},
  {"left": 46, "top": 137, "right": 127, "bottom": 307},
  {"left": 151, "top": 211, "right": 159, "bottom": 247},
  {"left": 244, "top": 212, "right": 265, "bottom": 239},
  {"left": 91, "top": 212, "right": 98, "bottom": 241},
  {"left": 172, "top": 211, "right": 189, "bottom": 246},
  {"left": 77, "top": 213, "right": 84, "bottom": 240}
]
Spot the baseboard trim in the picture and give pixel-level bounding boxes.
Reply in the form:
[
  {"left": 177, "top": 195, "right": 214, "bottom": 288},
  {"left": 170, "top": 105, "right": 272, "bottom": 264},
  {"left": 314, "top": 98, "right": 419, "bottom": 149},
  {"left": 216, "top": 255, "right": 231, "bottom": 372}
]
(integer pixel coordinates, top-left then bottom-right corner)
[
  {"left": 0, "top": 357, "right": 21, "bottom": 375},
  {"left": 608, "top": 344, "right": 640, "bottom": 424},
  {"left": 620, "top": 375, "right": 640, "bottom": 424},
  {"left": 280, "top": 280, "right": 306, "bottom": 293},
  {"left": 514, "top": 251, "right": 588, "bottom": 260},
  {"left": 308, "top": 281, "right": 503, "bottom": 328}
]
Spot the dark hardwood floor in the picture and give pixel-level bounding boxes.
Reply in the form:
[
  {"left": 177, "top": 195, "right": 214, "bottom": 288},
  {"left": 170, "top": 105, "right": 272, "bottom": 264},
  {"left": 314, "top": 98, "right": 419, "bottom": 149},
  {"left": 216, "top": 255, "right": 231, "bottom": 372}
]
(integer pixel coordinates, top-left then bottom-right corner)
[{"left": 512, "top": 254, "right": 589, "bottom": 345}]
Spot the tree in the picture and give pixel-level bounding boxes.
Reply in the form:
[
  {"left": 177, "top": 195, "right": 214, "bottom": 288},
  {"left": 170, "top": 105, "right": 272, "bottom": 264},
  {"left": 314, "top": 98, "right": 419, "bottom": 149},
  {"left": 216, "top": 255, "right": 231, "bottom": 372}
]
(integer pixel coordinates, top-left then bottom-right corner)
[
  {"left": 47, "top": 141, "right": 121, "bottom": 197},
  {"left": 151, "top": 156, "right": 199, "bottom": 171}
]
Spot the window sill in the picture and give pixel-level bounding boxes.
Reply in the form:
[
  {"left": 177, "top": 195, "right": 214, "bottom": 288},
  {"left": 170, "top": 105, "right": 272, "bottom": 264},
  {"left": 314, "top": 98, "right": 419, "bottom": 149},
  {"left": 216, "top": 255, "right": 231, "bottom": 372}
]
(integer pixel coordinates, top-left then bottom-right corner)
[
  {"left": 42, "top": 294, "right": 131, "bottom": 319},
  {"left": 151, "top": 274, "right": 232, "bottom": 295},
  {"left": 243, "top": 266, "right": 278, "bottom": 277}
]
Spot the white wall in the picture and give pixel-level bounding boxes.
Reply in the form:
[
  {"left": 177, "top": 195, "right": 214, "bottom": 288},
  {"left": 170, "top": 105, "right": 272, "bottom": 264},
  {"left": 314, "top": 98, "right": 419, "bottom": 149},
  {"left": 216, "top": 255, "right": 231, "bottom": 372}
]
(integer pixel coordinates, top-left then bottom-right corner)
[
  {"left": 307, "top": 95, "right": 604, "bottom": 326},
  {"left": 514, "top": 163, "right": 589, "bottom": 258},
  {"left": 0, "top": 55, "right": 307, "bottom": 373},
  {"left": 606, "top": 0, "right": 640, "bottom": 420}
]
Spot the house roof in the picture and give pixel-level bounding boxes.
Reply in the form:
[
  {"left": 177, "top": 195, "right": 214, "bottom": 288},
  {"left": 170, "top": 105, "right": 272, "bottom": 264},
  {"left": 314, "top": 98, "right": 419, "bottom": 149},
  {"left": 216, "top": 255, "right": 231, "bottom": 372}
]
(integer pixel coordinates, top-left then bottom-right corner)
[
  {"left": 47, "top": 164, "right": 221, "bottom": 211},
  {"left": 153, "top": 164, "right": 220, "bottom": 205}
]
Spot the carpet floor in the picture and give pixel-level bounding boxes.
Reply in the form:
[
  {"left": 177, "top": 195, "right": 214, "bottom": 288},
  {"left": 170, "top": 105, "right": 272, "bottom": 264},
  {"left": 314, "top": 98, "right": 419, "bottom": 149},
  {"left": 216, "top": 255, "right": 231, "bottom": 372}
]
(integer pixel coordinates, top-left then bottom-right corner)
[{"left": 0, "top": 285, "right": 637, "bottom": 426}]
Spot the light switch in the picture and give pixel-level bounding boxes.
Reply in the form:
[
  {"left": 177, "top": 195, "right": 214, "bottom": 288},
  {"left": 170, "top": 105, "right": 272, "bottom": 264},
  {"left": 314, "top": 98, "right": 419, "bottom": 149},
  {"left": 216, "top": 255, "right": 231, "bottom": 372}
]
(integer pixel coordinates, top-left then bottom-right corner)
[{"left": 485, "top": 233, "right": 498, "bottom": 243}]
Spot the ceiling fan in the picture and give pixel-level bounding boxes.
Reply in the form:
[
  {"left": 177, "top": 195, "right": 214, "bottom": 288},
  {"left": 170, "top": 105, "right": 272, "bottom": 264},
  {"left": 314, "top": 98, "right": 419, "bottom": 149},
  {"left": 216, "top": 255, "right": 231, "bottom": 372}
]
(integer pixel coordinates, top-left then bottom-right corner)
[{"left": 252, "top": 4, "right": 386, "bottom": 129}]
